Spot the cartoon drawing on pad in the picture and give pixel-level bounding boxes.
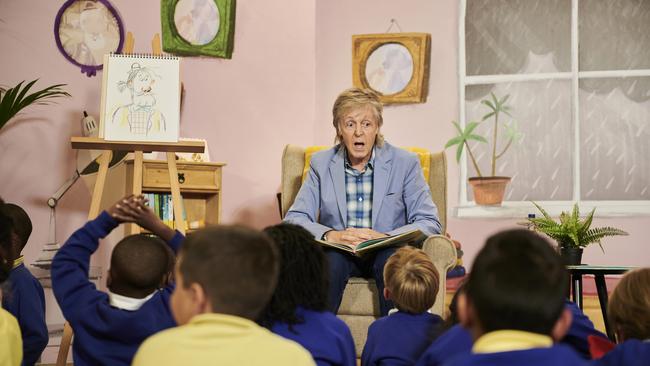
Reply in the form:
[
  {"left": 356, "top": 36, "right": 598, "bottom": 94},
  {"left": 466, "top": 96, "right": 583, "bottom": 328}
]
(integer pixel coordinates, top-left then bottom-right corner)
[
  {"left": 111, "top": 63, "right": 167, "bottom": 136},
  {"left": 101, "top": 54, "right": 180, "bottom": 143}
]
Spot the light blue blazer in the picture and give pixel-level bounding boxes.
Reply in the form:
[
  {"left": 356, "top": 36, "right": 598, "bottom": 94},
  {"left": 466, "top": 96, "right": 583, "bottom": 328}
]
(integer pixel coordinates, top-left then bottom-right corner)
[{"left": 284, "top": 142, "right": 442, "bottom": 240}]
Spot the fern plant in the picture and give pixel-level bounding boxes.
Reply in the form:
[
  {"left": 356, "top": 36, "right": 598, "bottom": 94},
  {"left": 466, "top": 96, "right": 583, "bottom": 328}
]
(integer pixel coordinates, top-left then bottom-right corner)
[
  {"left": 0, "top": 80, "right": 70, "bottom": 130},
  {"left": 528, "top": 202, "right": 628, "bottom": 250}
]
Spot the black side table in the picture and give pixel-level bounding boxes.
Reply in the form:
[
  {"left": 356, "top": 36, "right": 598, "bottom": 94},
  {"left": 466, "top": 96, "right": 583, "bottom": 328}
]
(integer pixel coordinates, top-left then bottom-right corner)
[{"left": 566, "top": 265, "right": 632, "bottom": 341}]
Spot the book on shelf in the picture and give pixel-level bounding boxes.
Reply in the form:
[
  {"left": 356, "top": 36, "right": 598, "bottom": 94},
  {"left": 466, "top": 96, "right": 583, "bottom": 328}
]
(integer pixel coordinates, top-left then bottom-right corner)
[
  {"left": 316, "top": 229, "right": 426, "bottom": 256},
  {"left": 144, "top": 193, "right": 189, "bottom": 231}
]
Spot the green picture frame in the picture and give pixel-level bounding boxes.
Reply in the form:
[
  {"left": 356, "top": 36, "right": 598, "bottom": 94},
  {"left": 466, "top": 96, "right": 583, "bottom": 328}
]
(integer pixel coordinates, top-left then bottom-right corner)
[{"left": 161, "top": 0, "right": 236, "bottom": 59}]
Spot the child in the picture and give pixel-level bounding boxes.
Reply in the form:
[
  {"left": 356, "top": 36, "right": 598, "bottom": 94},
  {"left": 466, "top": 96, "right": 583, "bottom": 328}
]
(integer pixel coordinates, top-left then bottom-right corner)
[
  {"left": 51, "top": 195, "right": 183, "bottom": 366},
  {"left": 1, "top": 210, "right": 23, "bottom": 366},
  {"left": 591, "top": 268, "right": 650, "bottom": 366},
  {"left": 446, "top": 229, "right": 588, "bottom": 366},
  {"left": 361, "top": 246, "right": 442, "bottom": 366},
  {"left": 132, "top": 225, "right": 315, "bottom": 366},
  {"left": 259, "top": 223, "right": 356, "bottom": 366},
  {"left": 0, "top": 203, "right": 48, "bottom": 366},
  {"left": 415, "top": 299, "right": 605, "bottom": 365}
]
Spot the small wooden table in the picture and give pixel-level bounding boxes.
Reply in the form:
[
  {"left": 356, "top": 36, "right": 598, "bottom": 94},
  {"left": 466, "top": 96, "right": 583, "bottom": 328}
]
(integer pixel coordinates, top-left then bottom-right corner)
[{"left": 566, "top": 265, "right": 633, "bottom": 341}]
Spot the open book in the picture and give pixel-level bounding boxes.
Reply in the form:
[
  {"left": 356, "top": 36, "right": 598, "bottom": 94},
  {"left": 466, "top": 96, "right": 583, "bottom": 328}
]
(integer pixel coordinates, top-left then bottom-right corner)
[{"left": 316, "top": 229, "right": 426, "bottom": 256}]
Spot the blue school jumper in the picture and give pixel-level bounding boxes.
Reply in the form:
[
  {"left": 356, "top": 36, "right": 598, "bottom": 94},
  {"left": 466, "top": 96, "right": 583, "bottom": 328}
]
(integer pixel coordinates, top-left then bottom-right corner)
[
  {"left": 446, "top": 344, "right": 589, "bottom": 366},
  {"left": 362, "top": 310, "right": 443, "bottom": 366},
  {"left": 563, "top": 300, "right": 608, "bottom": 358},
  {"left": 2, "top": 260, "right": 48, "bottom": 366},
  {"left": 592, "top": 339, "right": 650, "bottom": 366},
  {"left": 415, "top": 300, "right": 604, "bottom": 365},
  {"left": 415, "top": 324, "right": 473, "bottom": 366},
  {"left": 271, "top": 307, "right": 356, "bottom": 366},
  {"left": 51, "top": 211, "right": 184, "bottom": 366}
]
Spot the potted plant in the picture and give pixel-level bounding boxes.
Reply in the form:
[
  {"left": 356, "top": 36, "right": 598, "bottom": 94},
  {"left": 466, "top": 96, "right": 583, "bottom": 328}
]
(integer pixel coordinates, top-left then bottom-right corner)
[
  {"left": 445, "top": 92, "right": 520, "bottom": 205},
  {"left": 1, "top": 79, "right": 70, "bottom": 130},
  {"left": 527, "top": 202, "right": 629, "bottom": 265}
]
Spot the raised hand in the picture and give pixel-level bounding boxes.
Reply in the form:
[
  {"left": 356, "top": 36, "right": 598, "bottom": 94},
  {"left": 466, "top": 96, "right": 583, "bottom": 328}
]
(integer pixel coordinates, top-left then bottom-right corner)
[{"left": 107, "top": 195, "right": 176, "bottom": 241}]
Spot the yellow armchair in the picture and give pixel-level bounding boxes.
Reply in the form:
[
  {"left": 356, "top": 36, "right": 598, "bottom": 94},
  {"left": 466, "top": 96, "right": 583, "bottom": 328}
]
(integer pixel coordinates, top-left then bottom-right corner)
[{"left": 279, "top": 144, "right": 457, "bottom": 356}]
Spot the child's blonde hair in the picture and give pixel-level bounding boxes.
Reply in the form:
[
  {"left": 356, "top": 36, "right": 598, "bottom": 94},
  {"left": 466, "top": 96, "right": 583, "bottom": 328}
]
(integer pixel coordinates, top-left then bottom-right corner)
[
  {"left": 383, "top": 246, "right": 439, "bottom": 314},
  {"left": 608, "top": 268, "right": 650, "bottom": 341}
]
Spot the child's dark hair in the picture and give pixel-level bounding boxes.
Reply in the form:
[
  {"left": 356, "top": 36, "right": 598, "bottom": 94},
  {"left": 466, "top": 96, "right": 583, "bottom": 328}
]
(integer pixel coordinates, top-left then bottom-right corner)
[
  {"left": 0, "top": 203, "right": 32, "bottom": 253},
  {"left": 258, "top": 223, "right": 328, "bottom": 328},
  {"left": 179, "top": 225, "right": 279, "bottom": 320},
  {"left": 466, "top": 229, "right": 568, "bottom": 335},
  {"left": 110, "top": 234, "right": 169, "bottom": 296},
  {"left": 0, "top": 211, "right": 14, "bottom": 285}
]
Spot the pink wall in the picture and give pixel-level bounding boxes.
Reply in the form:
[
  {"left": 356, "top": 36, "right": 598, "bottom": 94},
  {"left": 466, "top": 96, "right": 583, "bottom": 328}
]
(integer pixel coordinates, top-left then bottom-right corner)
[
  {"left": 315, "top": 0, "right": 650, "bottom": 268},
  {"left": 1, "top": 0, "right": 648, "bottom": 333},
  {"left": 0, "top": 0, "right": 315, "bottom": 343},
  {"left": 0, "top": 0, "right": 316, "bottom": 264}
]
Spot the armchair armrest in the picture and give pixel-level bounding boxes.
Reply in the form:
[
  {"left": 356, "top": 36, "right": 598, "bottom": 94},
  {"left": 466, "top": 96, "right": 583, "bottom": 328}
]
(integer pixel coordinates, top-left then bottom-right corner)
[{"left": 421, "top": 235, "right": 457, "bottom": 316}]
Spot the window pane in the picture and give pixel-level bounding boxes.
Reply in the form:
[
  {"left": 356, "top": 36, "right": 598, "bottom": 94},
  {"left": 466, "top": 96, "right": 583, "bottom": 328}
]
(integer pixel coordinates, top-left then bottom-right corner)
[
  {"left": 466, "top": 0, "right": 570, "bottom": 76},
  {"left": 580, "top": 0, "right": 650, "bottom": 71},
  {"left": 464, "top": 81, "right": 573, "bottom": 201},
  {"left": 579, "top": 77, "right": 650, "bottom": 200}
]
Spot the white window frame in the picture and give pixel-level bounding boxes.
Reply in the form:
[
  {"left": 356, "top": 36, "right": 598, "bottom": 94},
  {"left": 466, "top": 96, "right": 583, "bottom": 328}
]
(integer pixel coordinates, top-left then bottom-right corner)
[{"left": 456, "top": 0, "right": 650, "bottom": 218}]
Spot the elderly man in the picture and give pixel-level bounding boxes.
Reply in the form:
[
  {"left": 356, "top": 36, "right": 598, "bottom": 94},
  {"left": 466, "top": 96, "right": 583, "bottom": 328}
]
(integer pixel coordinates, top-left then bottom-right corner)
[{"left": 284, "top": 88, "right": 441, "bottom": 315}]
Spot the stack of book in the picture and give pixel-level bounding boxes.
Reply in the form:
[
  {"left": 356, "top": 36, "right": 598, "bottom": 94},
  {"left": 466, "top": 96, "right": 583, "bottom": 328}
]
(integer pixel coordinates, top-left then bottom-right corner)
[{"left": 143, "top": 193, "right": 196, "bottom": 231}]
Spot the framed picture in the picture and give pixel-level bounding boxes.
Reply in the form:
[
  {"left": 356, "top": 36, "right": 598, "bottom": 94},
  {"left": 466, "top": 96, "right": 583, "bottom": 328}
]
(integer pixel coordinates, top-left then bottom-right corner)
[
  {"left": 352, "top": 33, "right": 431, "bottom": 104},
  {"left": 100, "top": 54, "right": 181, "bottom": 143},
  {"left": 54, "top": 0, "right": 125, "bottom": 77},
  {"left": 161, "top": 0, "right": 236, "bottom": 59}
]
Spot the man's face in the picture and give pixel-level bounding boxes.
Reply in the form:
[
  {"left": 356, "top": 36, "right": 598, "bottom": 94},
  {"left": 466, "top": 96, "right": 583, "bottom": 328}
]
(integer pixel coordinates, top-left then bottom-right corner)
[
  {"left": 337, "top": 105, "right": 379, "bottom": 167},
  {"left": 170, "top": 260, "right": 201, "bottom": 325},
  {"left": 131, "top": 71, "right": 154, "bottom": 96}
]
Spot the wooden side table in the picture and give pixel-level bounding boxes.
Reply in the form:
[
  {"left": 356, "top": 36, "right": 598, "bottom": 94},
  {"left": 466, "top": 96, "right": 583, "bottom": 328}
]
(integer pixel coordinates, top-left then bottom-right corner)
[{"left": 566, "top": 265, "right": 633, "bottom": 341}]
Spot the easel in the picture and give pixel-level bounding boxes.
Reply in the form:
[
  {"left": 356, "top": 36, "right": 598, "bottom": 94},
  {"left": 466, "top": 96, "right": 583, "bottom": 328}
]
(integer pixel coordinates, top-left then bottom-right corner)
[{"left": 55, "top": 32, "right": 198, "bottom": 366}]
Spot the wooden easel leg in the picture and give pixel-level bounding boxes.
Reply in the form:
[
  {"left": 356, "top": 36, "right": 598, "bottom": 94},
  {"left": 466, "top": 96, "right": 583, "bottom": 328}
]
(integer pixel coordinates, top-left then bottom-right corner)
[
  {"left": 56, "top": 151, "right": 112, "bottom": 366},
  {"left": 132, "top": 151, "right": 144, "bottom": 234},
  {"left": 56, "top": 323, "right": 73, "bottom": 366},
  {"left": 166, "top": 152, "right": 186, "bottom": 234},
  {"left": 88, "top": 151, "right": 113, "bottom": 219}
]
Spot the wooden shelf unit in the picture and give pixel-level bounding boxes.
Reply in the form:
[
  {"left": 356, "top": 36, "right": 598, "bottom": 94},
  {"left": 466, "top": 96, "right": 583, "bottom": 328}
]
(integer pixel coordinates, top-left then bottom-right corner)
[{"left": 124, "top": 159, "right": 225, "bottom": 234}]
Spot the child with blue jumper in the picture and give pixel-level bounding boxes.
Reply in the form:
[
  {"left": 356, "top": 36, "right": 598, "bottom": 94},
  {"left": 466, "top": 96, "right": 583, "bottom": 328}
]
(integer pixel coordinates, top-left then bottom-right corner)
[
  {"left": 51, "top": 195, "right": 183, "bottom": 366},
  {"left": 361, "top": 246, "right": 443, "bottom": 366},
  {"left": 0, "top": 203, "right": 48, "bottom": 366},
  {"left": 0, "top": 210, "right": 23, "bottom": 366},
  {"left": 447, "top": 229, "right": 588, "bottom": 366},
  {"left": 259, "top": 223, "right": 356, "bottom": 366}
]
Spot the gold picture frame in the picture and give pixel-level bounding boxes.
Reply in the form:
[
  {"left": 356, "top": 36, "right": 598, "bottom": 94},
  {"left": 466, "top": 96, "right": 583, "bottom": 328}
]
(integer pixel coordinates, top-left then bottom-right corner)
[{"left": 352, "top": 33, "right": 431, "bottom": 104}]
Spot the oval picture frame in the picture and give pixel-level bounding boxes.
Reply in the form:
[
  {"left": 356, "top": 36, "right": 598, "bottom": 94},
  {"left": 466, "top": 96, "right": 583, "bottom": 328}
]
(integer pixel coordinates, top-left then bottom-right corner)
[{"left": 54, "top": 0, "right": 125, "bottom": 77}]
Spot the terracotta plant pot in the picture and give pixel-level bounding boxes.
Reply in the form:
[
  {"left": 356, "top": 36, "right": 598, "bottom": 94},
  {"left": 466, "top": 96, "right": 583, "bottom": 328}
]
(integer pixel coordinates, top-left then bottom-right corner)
[{"left": 468, "top": 176, "right": 511, "bottom": 205}]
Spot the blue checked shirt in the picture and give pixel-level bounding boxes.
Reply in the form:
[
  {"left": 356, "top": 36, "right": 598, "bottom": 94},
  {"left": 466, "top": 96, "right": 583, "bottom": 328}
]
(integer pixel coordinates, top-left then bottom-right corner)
[{"left": 344, "top": 150, "right": 375, "bottom": 228}]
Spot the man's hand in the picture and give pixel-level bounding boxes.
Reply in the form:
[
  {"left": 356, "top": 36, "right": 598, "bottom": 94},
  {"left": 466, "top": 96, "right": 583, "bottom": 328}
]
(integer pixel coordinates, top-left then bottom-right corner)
[
  {"left": 325, "top": 228, "right": 388, "bottom": 248},
  {"left": 107, "top": 195, "right": 176, "bottom": 242}
]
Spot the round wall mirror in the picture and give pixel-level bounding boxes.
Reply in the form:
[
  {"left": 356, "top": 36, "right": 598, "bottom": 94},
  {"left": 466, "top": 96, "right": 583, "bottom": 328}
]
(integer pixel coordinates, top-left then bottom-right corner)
[
  {"left": 364, "top": 43, "right": 414, "bottom": 95},
  {"left": 54, "top": 0, "right": 124, "bottom": 77},
  {"left": 173, "top": 0, "right": 220, "bottom": 46}
]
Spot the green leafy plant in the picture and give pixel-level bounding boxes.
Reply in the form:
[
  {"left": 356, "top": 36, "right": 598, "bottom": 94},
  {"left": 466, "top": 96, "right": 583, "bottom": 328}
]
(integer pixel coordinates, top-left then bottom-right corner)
[
  {"left": 445, "top": 92, "right": 521, "bottom": 177},
  {"left": 0, "top": 80, "right": 70, "bottom": 130},
  {"left": 528, "top": 201, "right": 628, "bottom": 250}
]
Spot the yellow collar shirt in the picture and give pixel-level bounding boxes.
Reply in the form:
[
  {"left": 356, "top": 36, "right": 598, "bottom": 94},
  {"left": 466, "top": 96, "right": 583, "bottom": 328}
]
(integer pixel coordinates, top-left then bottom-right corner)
[
  {"left": 132, "top": 313, "right": 315, "bottom": 366},
  {"left": 0, "top": 307, "right": 22, "bottom": 366},
  {"left": 473, "top": 330, "right": 553, "bottom": 354}
]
